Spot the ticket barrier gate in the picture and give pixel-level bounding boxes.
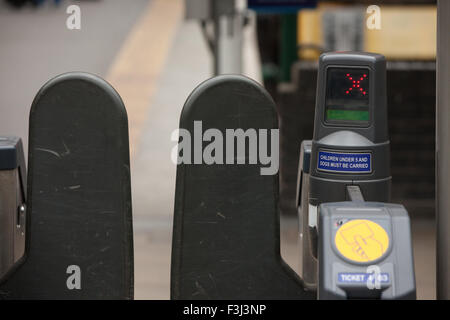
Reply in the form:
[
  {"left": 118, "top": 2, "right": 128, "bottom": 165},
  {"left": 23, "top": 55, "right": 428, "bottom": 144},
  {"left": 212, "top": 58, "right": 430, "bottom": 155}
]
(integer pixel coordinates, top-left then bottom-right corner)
[
  {"left": 297, "top": 52, "right": 416, "bottom": 299},
  {"left": 0, "top": 138, "right": 26, "bottom": 283},
  {"left": 171, "top": 52, "right": 416, "bottom": 300},
  {"left": 0, "top": 73, "right": 133, "bottom": 299}
]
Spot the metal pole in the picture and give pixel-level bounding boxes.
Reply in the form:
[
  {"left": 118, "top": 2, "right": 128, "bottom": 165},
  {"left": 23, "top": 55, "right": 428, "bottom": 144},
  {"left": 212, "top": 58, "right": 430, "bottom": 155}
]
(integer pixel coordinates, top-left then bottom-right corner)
[
  {"left": 212, "top": 0, "right": 243, "bottom": 75},
  {"left": 436, "top": 0, "right": 450, "bottom": 300}
]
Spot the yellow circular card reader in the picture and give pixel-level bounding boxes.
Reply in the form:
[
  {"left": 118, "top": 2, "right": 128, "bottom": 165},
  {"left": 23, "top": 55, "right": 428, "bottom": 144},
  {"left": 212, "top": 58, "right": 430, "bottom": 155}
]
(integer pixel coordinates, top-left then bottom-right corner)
[{"left": 335, "top": 219, "right": 389, "bottom": 263}]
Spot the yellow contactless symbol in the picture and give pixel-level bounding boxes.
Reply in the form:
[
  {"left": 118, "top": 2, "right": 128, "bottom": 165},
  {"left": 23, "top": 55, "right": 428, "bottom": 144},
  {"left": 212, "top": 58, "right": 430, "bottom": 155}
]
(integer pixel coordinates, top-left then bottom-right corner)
[{"left": 335, "top": 219, "right": 389, "bottom": 263}]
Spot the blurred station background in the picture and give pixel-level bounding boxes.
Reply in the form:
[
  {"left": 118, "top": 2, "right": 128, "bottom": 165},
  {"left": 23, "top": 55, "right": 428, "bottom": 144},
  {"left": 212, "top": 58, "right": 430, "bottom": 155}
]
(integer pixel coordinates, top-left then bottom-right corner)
[{"left": 0, "top": 0, "right": 438, "bottom": 299}]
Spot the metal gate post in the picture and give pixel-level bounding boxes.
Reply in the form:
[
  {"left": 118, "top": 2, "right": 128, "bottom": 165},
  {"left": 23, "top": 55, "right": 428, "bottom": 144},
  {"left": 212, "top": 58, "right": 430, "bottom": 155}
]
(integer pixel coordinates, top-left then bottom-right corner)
[{"left": 436, "top": 0, "right": 450, "bottom": 300}]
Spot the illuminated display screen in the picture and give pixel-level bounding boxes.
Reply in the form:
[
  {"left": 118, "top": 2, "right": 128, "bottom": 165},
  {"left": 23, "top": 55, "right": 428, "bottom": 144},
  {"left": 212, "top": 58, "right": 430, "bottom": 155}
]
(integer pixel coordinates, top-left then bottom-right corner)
[{"left": 325, "top": 68, "right": 370, "bottom": 125}]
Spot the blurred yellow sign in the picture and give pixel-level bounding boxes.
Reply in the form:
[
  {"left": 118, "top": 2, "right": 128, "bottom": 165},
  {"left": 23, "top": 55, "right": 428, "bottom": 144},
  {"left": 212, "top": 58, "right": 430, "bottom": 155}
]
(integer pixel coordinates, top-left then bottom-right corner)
[
  {"left": 297, "top": 5, "right": 436, "bottom": 60},
  {"left": 335, "top": 219, "right": 389, "bottom": 263}
]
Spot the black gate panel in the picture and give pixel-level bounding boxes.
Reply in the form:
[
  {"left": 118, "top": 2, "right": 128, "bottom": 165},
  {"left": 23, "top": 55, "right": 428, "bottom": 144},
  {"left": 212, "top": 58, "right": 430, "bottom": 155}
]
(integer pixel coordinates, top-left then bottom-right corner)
[
  {"left": 0, "top": 73, "right": 133, "bottom": 299},
  {"left": 171, "top": 75, "right": 313, "bottom": 299}
]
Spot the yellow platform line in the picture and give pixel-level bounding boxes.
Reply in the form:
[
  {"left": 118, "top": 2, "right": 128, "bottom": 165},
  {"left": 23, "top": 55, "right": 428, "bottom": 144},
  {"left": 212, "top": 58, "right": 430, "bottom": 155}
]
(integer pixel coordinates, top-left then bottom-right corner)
[{"left": 106, "top": 0, "right": 183, "bottom": 158}]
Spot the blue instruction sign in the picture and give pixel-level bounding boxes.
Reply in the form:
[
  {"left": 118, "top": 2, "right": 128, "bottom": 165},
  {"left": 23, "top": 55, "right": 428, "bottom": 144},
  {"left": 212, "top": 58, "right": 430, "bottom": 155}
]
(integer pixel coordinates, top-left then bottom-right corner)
[
  {"left": 248, "top": 0, "right": 317, "bottom": 13},
  {"left": 338, "top": 273, "right": 390, "bottom": 284},
  {"left": 317, "top": 151, "right": 372, "bottom": 174}
]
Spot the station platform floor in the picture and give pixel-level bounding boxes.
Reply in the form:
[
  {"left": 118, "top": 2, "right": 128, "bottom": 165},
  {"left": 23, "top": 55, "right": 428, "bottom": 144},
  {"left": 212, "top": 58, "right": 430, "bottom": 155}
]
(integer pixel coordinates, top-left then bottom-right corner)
[{"left": 0, "top": 0, "right": 436, "bottom": 299}]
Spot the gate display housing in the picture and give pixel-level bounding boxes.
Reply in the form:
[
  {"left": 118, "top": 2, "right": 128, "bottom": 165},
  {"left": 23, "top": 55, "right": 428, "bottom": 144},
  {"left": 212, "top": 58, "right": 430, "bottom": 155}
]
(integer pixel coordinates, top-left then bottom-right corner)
[{"left": 297, "top": 52, "right": 416, "bottom": 299}]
